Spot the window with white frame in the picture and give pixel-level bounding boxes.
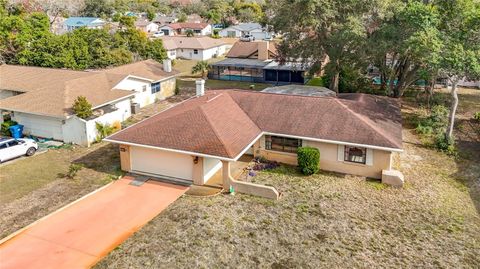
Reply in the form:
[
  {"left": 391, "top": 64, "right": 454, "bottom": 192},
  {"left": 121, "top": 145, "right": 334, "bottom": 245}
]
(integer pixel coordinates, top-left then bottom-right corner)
[
  {"left": 151, "top": 82, "right": 161, "bottom": 94},
  {"left": 193, "top": 49, "right": 199, "bottom": 54},
  {"left": 344, "top": 146, "right": 366, "bottom": 164},
  {"left": 265, "top": 135, "right": 302, "bottom": 153}
]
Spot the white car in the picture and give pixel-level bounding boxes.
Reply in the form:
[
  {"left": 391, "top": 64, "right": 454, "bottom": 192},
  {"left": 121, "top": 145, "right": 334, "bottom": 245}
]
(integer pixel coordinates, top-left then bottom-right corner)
[
  {"left": 0, "top": 137, "right": 38, "bottom": 163},
  {"left": 152, "top": 31, "right": 165, "bottom": 38}
]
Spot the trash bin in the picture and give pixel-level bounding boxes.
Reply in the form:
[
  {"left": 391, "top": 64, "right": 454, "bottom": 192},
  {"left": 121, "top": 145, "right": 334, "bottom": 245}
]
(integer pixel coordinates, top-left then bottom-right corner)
[{"left": 9, "top": 124, "right": 24, "bottom": 139}]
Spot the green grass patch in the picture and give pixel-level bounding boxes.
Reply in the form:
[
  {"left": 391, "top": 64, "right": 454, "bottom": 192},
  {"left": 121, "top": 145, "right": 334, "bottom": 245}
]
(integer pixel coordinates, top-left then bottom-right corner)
[{"left": 307, "top": 77, "right": 325, "bottom": 86}]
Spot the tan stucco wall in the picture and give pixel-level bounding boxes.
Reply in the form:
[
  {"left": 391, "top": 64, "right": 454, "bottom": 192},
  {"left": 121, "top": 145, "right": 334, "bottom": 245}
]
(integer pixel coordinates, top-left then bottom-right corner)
[
  {"left": 119, "top": 145, "right": 131, "bottom": 172},
  {"left": 157, "top": 77, "right": 176, "bottom": 99},
  {"left": 118, "top": 146, "right": 213, "bottom": 185},
  {"left": 192, "top": 156, "right": 204, "bottom": 185},
  {"left": 253, "top": 135, "right": 392, "bottom": 179}
]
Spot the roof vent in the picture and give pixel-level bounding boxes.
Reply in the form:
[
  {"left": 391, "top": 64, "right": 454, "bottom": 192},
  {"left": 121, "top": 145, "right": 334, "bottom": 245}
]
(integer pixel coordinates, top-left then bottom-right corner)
[{"left": 196, "top": 79, "right": 205, "bottom": 97}]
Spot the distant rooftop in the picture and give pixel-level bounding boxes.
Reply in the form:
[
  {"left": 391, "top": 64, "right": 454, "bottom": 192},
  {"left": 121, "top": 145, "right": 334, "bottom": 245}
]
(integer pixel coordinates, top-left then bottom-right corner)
[
  {"left": 262, "top": 85, "right": 336, "bottom": 97},
  {"left": 64, "top": 17, "right": 105, "bottom": 27}
]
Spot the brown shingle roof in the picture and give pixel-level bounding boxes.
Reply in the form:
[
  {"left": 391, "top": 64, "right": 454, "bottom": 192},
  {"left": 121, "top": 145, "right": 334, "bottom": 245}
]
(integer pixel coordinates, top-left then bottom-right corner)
[
  {"left": 226, "top": 41, "right": 277, "bottom": 59},
  {"left": 166, "top": 22, "right": 209, "bottom": 30},
  {"left": 0, "top": 60, "right": 178, "bottom": 118},
  {"left": 109, "top": 93, "right": 261, "bottom": 158},
  {"left": 108, "top": 90, "right": 402, "bottom": 159},
  {"left": 159, "top": 36, "right": 226, "bottom": 50}
]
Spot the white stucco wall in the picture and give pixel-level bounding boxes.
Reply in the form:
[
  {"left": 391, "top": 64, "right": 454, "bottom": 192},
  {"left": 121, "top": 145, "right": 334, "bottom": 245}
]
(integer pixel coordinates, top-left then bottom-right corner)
[
  {"left": 114, "top": 77, "right": 153, "bottom": 108},
  {"left": 203, "top": 157, "right": 222, "bottom": 182},
  {"left": 85, "top": 98, "right": 132, "bottom": 144},
  {"left": 12, "top": 112, "right": 64, "bottom": 140},
  {"left": 219, "top": 28, "right": 241, "bottom": 38},
  {"left": 130, "top": 146, "right": 194, "bottom": 180},
  {"left": 176, "top": 45, "right": 227, "bottom": 60}
]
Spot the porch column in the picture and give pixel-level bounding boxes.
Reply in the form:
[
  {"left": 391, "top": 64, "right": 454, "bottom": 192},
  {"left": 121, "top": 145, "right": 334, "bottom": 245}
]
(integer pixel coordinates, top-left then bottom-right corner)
[
  {"left": 221, "top": 160, "right": 233, "bottom": 190},
  {"left": 0, "top": 110, "right": 3, "bottom": 124}
]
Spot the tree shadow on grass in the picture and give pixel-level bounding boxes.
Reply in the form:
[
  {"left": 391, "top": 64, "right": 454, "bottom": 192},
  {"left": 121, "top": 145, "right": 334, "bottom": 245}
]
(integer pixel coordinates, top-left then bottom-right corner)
[
  {"left": 453, "top": 138, "right": 480, "bottom": 215},
  {"left": 72, "top": 143, "right": 122, "bottom": 175}
]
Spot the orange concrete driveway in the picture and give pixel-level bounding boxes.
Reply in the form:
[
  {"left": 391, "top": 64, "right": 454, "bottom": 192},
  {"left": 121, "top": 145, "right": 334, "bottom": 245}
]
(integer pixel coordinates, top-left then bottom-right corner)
[{"left": 0, "top": 177, "right": 188, "bottom": 269}]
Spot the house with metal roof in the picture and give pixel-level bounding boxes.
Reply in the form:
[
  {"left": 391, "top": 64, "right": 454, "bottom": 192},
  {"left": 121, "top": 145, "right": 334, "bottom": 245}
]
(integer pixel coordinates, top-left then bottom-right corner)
[{"left": 63, "top": 17, "right": 106, "bottom": 32}]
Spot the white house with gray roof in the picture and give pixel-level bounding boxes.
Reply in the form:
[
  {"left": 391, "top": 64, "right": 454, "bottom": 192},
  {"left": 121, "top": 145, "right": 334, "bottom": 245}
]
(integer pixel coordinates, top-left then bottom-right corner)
[{"left": 219, "top": 23, "right": 272, "bottom": 40}]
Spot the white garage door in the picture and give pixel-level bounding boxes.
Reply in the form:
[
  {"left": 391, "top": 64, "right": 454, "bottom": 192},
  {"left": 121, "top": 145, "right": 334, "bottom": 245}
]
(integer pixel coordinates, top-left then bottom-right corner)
[
  {"left": 130, "top": 147, "right": 193, "bottom": 180},
  {"left": 14, "top": 113, "right": 64, "bottom": 140}
]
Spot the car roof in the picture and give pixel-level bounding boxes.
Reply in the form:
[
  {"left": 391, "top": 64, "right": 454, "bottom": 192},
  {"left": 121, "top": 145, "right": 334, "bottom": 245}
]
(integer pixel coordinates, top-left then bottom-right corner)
[{"left": 0, "top": 137, "right": 14, "bottom": 143}]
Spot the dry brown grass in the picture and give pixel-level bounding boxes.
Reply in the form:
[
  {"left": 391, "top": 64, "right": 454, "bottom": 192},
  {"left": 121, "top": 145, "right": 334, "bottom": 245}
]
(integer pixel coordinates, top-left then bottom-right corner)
[{"left": 95, "top": 89, "right": 480, "bottom": 268}]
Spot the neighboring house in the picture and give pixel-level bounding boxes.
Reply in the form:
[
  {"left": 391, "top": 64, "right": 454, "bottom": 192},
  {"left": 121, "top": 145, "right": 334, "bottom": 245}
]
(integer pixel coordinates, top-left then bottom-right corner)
[
  {"left": 49, "top": 16, "right": 67, "bottom": 35},
  {"left": 159, "top": 23, "right": 212, "bottom": 36},
  {"left": 153, "top": 14, "right": 178, "bottom": 25},
  {"left": 209, "top": 41, "right": 309, "bottom": 84},
  {"left": 135, "top": 19, "right": 159, "bottom": 33},
  {"left": 160, "top": 36, "right": 228, "bottom": 60},
  {"left": 64, "top": 17, "right": 106, "bottom": 32},
  {"left": 219, "top": 23, "right": 272, "bottom": 40},
  {"left": 0, "top": 60, "right": 178, "bottom": 146},
  {"left": 106, "top": 86, "right": 404, "bottom": 189}
]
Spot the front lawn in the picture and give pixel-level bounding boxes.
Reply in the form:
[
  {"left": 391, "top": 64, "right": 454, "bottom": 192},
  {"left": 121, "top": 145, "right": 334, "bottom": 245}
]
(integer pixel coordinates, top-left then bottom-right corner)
[
  {"left": 0, "top": 142, "right": 121, "bottom": 238},
  {"left": 95, "top": 88, "right": 480, "bottom": 268}
]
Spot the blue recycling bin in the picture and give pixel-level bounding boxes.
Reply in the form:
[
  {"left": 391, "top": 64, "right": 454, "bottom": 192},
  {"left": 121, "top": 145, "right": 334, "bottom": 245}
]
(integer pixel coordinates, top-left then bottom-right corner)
[{"left": 9, "top": 124, "right": 24, "bottom": 139}]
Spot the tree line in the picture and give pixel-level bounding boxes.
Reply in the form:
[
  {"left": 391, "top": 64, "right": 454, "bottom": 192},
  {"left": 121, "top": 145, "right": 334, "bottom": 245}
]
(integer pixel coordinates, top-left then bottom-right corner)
[
  {"left": 268, "top": 0, "right": 480, "bottom": 145},
  {"left": 0, "top": 2, "right": 167, "bottom": 69}
]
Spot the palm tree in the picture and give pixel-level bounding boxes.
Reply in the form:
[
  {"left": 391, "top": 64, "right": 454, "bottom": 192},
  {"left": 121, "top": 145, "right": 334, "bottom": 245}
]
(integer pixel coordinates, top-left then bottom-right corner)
[{"left": 191, "top": 61, "right": 211, "bottom": 79}]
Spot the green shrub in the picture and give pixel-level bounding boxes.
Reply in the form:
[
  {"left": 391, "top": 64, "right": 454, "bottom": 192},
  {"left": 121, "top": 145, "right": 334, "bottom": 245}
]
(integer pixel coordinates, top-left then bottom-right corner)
[
  {"left": 186, "top": 29, "right": 194, "bottom": 37},
  {"left": 297, "top": 147, "right": 320, "bottom": 175},
  {"left": 67, "top": 164, "right": 83, "bottom": 179},
  {"left": 474, "top": 112, "right": 480, "bottom": 121},
  {"left": 1, "top": 120, "right": 17, "bottom": 136},
  {"left": 434, "top": 134, "right": 456, "bottom": 155},
  {"left": 72, "top": 96, "right": 93, "bottom": 119},
  {"left": 415, "top": 105, "right": 449, "bottom": 135},
  {"left": 95, "top": 122, "right": 115, "bottom": 142}
]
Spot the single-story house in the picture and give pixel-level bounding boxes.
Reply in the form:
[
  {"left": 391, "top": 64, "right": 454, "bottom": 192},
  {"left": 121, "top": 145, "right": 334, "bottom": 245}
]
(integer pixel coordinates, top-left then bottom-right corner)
[
  {"left": 64, "top": 17, "right": 106, "bottom": 32},
  {"left": 153, "top": 14, "right": 178, "bottom": 25},
  {"left": 0, "top": 60, "right": 179, "bottom": 146},
  {"left": 160, "top": 36, "right": 228, "bottom": 60},
  {"left": 135, "top": 19, "right": 159, "bottom": 33},
  {"left": 209, "top": 41, "right": 309, "bottom": 84},
  {"left": 106, "top": 84, "right": 404, "bottom": 190},
  {"left": 219, "top": 23, "right": 272, "bottom": 40},
  {"left": 159, "top": 22, "right": 212, "bottom": 36}
]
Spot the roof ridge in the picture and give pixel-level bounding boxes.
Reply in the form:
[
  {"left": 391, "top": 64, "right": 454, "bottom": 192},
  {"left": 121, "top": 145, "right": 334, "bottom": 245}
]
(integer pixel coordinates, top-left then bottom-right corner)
[
  {"left": 333, "top": 98, "right": 400, "bottom": 148},
  {"left": 199, "top": 104, "right": 233, "bottom": 157},
  {"left": 200, "top": 92, "right": 261, "bottom": 158}
]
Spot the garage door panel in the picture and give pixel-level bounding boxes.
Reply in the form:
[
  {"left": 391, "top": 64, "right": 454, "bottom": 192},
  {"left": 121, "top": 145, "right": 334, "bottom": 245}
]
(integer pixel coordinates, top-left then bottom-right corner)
[{"left": 130, "top": 147, "right": 193, "bottom": 180}]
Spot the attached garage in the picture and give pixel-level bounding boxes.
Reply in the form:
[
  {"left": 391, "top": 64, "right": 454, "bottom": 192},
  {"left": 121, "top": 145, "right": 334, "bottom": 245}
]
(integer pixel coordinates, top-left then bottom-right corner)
[
  {"left": 13, "top": 112, "right": 64, "bottom": 140},
  {"left": 129, "top": 146, "right": 194, "bottom": 181}
]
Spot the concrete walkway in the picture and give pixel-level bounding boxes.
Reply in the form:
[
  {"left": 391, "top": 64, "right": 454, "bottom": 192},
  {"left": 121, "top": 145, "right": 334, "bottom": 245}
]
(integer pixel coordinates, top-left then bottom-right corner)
[{"left": 0, "top": 177, "right": 188, "bottom": 269}]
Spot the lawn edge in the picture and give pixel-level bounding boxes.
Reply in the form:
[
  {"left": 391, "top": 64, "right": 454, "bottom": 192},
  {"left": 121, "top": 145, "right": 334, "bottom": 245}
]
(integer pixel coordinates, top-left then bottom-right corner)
[{"left": 0, "top": 180, "right": 115, "bottom": 245}]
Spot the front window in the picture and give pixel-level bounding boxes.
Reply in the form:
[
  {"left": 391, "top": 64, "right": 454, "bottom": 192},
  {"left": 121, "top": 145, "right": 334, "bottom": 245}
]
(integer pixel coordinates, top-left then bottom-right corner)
[
  {"left": 344, "top": 146, "right": 366, "bottom": 164},
  {"left": 193, "top": 49, "right": 198, "bottom": 54},
  {"left": 265, "top": 135, "right": 302, "bottom": 153},
  {"left": 151, "top": 82, "right": 161, "bottom": 94}
]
